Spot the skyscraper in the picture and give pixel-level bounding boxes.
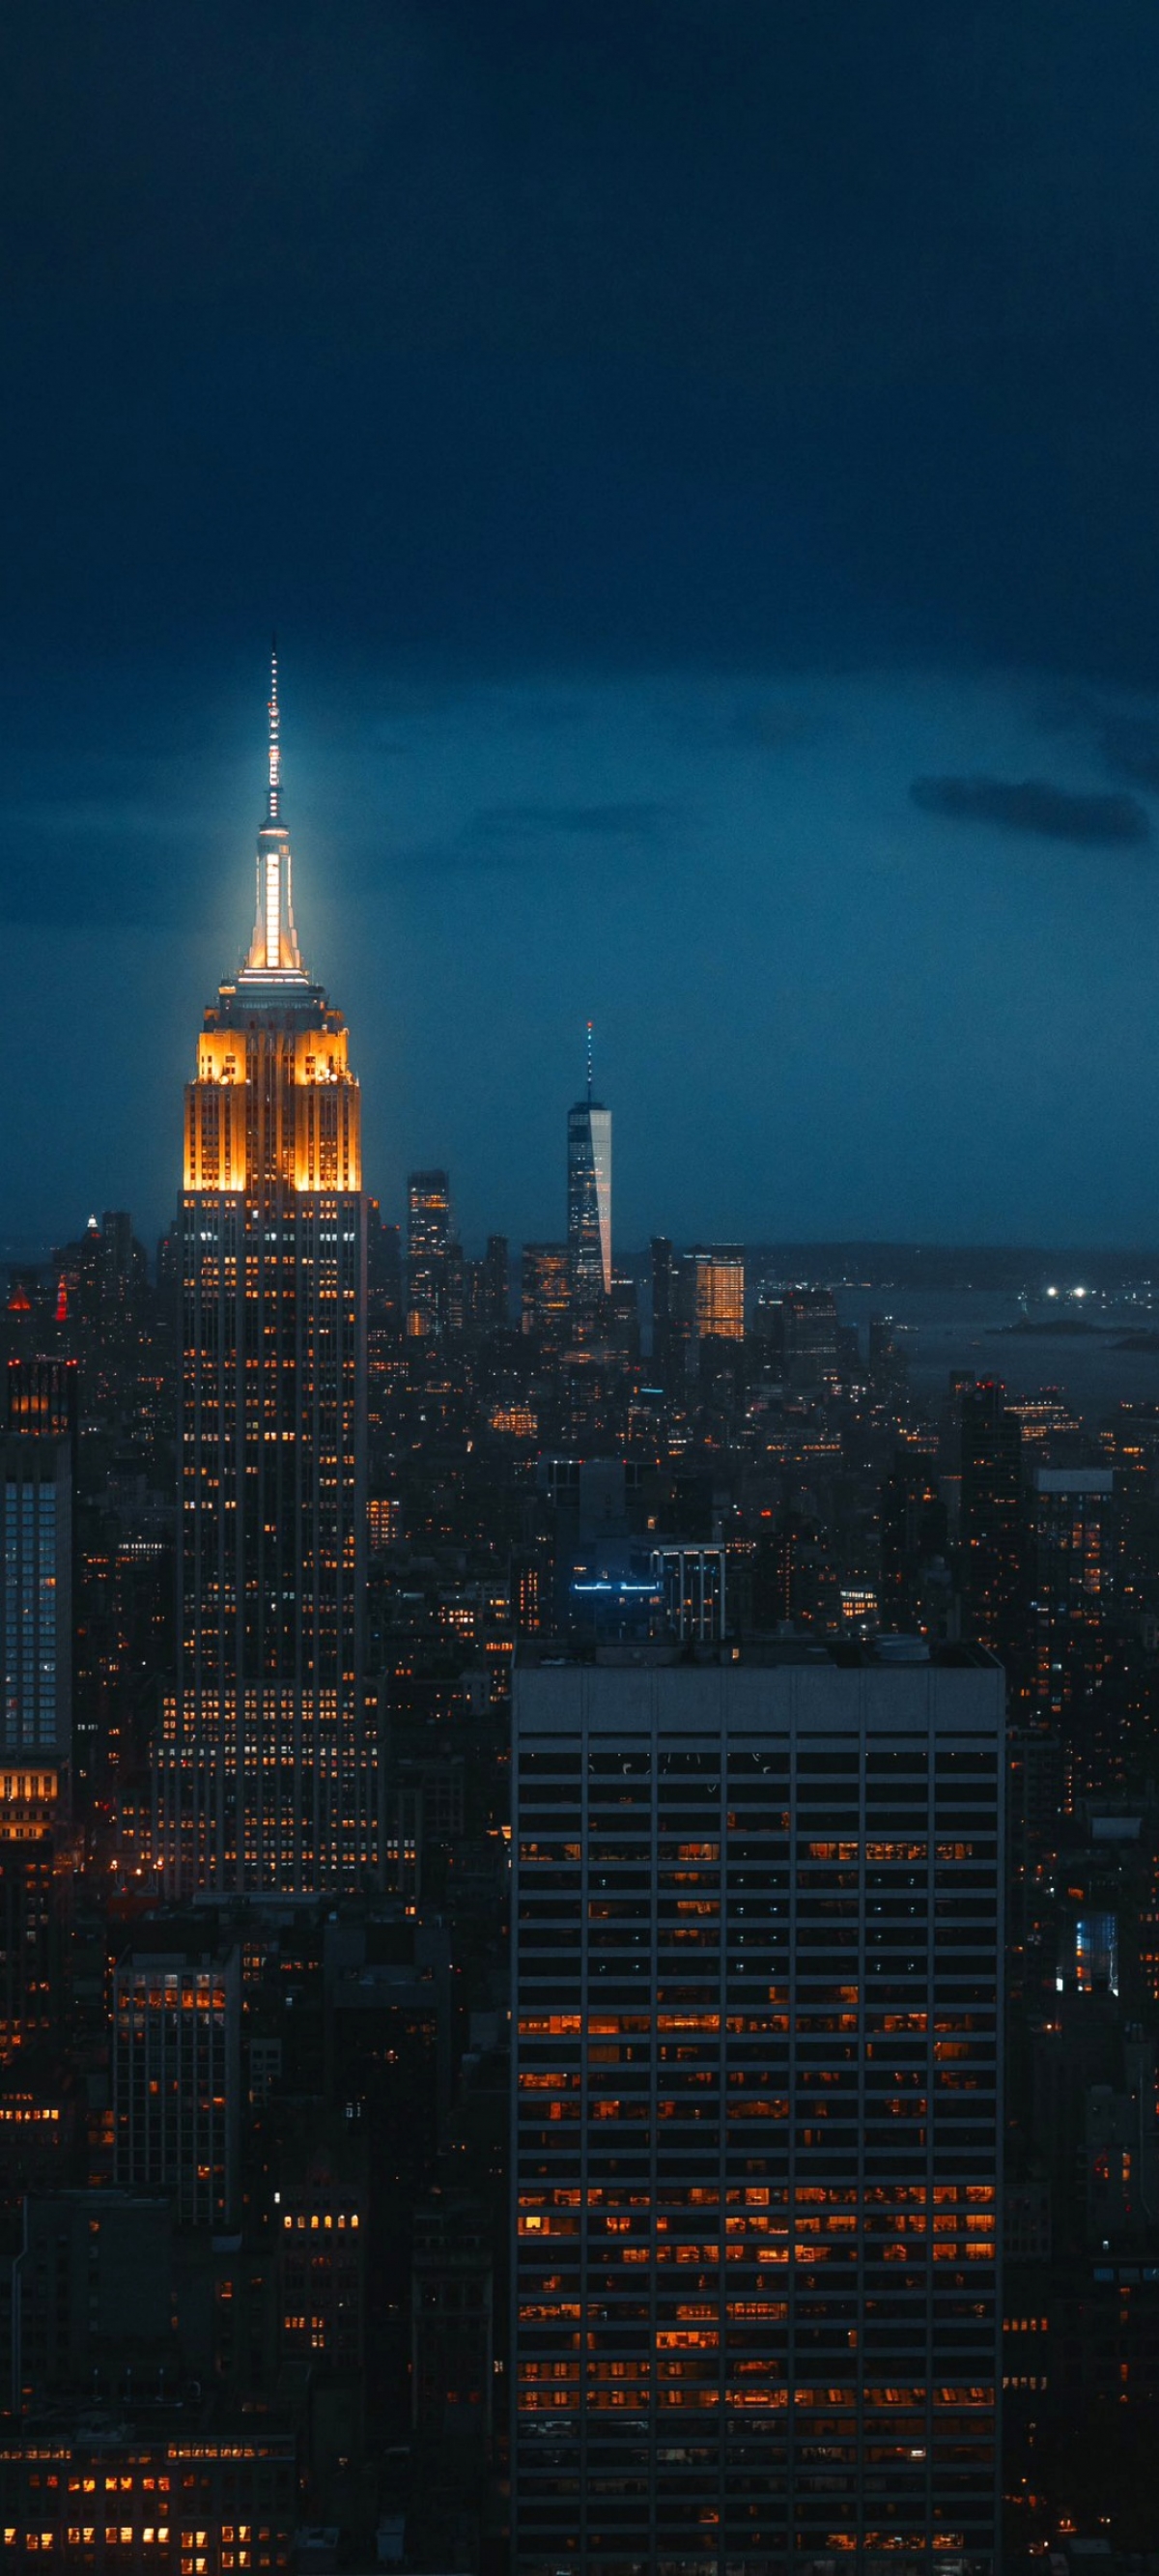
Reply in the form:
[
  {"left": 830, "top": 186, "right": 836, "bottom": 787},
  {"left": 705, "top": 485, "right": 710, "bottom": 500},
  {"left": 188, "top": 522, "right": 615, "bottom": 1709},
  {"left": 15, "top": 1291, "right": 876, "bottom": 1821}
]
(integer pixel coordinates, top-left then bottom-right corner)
[
  {"left": 407, "top": 1169, "right": 453, "bottom": 1338},
  {"left": 567, "top": 1025, "right": 612, "bottom": 1320},
  {"left": 673, "top": 1245, "right": 746, "bottom": 1362},
  {"left": 650, "top": 1235, "right": 674, "bottom": 1375},
  {"left": 513, "top": 1640, "right": 1003, "bottom": 2575},
  {"left": 522, "top": 1245, "right": 572, "bottom": 1352},
  {"left": 2, "top": 1402, "right": 72, "bottom": 1767},
  {"left": 152, "top": 651, "right": 381, "bottom": 1894},
  {"left": 960, "top": 1379, "right": 1025, "bottom": 1683},
  {"left": 113, "top": 1935, "right": 242, "bottom": 2227}
]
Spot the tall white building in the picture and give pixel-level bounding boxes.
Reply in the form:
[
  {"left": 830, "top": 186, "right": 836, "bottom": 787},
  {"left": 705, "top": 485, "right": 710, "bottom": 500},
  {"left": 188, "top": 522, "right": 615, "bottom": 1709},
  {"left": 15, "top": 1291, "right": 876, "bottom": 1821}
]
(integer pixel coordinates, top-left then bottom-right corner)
[{"left": 512, "top": 1640, "right": 1004, "bottom": 2576}]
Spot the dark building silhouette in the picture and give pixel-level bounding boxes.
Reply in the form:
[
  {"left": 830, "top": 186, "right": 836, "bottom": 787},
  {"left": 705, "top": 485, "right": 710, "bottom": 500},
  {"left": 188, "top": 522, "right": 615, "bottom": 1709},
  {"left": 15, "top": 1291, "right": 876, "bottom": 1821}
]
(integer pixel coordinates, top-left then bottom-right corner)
[
  {"left": 960, "top": 1378, "right": 1025, "bottom": 1680},
  {"left": 650, "top": 1234, "right": 674, "bottom": 1375},
  {"left": 880, "top": 1448, "right": 948, "bottom": 1629}
]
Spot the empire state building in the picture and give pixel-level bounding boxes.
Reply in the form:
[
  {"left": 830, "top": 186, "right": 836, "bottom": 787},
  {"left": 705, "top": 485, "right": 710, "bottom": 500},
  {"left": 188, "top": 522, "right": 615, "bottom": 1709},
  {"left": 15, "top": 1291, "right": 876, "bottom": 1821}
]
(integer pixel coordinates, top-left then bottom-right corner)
[{"left": 152, "top": 654, "right": 382, "bottom": 1893}]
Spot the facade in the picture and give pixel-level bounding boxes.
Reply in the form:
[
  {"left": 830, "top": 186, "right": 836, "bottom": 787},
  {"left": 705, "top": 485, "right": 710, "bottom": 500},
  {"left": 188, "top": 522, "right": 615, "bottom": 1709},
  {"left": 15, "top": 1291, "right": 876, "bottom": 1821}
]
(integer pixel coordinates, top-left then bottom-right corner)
[
  {"left": 565, "top": 1543, "right": 728, "bottom": 1646},
  {"left": 676, "top": 1246, "right": 746, "bottom": 1354},
  {"left": 113, "top": 1940, "right": 241, "bottom": 2228},
  {"left": 276, "top": 2150, "right": 367, "bottom": 2368},
  {"left": 151, "top": 653, "right": 381, "bottom": 1893},
  {"left": 0, "top": 1764, "right": 62, "bottom": 2062},
  {"left": 567, "top": 1040, "right": 612, "bottom": 1315},
  {"left": 407, "top": 1168, "right": 453, "bottom": 1338},
  {"left": 512, "top": 1641, "right": 1004, "bottom": 2576},
  {"left": 650, "top": 1236, "right": 674, "bottom": 1375},
  {"left": 1027, "top": 1465, "right": 1114, "bottom": 1732},
  {"left": 757, "top": 1286, "right": 839, "bottom": 1388},
  {"left": 1, "top": 1425, "right": 72, "bottom": 1765},
  {"left": 477, "top": 1232, "right": 510, "bottom": 1335},
  {"left": 523, "top": 1244, "right": 572, "bottom": 1350},
  {"left": 0, "top": 2415, "right": 297, "bottom": 2572},
  {"left": 5, "top": 1356, "right": 78, "bottom": 1444},
  {"left": 960, "top": 1381, "right": 1024, "bottom": 1675}
]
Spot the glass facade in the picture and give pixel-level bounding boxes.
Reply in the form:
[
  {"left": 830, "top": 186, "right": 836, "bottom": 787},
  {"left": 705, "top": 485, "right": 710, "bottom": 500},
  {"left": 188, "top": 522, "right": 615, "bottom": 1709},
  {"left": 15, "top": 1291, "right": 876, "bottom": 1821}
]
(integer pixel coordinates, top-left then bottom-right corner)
[
  {"left": 568, "top": 1101, "right": 612, "bottom": 1310},
  {"left": 407, "top": 1168, "right": 452, "bottom": 1338},
  {"left": 512, "top": 1645, "right": 1004, "bottom": 2576},
  {"left": 1, "top": 1440, "right": 71, "bottom": 1758}
]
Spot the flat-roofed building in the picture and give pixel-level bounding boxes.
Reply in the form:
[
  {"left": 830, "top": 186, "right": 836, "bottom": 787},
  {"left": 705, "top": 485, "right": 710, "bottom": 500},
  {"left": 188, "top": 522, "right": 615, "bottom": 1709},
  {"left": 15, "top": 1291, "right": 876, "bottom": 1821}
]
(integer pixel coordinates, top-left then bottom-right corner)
[{"left": 512, "top": 1638, "right": 1004, "bottom": 2576}]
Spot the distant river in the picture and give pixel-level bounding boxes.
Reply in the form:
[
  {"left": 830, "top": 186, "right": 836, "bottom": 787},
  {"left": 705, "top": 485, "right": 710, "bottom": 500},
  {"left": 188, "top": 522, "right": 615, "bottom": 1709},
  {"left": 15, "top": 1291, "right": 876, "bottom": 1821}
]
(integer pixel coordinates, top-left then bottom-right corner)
[{"left": 833, "top": 1288, "right": 1159, "bottom": 1422}]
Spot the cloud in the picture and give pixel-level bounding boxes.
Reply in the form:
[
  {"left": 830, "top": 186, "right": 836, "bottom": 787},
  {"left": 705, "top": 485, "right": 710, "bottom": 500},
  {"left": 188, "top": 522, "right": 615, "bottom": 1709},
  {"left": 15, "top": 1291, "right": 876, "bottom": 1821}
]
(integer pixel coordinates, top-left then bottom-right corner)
[
  {"left": 382, "top": 798, "right": 684, "bottom": 880},
  {"left": 910, "top": 774, "right": 1150, "bottom": 847},
  {"left": 1099, "top": 714, "right": 1159, "bottom": 792},
  {"left": 468, "top": 800, "right": 678, "bottom": 844}
]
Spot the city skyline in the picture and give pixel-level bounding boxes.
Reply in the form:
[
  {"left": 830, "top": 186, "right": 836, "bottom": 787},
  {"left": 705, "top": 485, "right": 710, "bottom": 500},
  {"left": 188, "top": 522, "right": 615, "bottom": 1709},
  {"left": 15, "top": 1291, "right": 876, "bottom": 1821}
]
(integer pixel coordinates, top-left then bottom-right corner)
[
  {"left": 12, "top": 656, "right": 1159, "bottom": 1262},
  {"left": 7, "top": 14, "right": 1159, "bottom": 2570},
  {"left": 9, "top": 9, "right": 1159, "bottom": 1253}
]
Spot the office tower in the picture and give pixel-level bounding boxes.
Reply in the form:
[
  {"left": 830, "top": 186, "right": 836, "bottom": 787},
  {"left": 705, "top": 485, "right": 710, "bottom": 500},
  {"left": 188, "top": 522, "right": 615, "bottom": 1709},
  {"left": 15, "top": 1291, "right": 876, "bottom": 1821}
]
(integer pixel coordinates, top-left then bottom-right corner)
[
  {"left": 775, "top": 1284, "right": 840, "bottom": 1388},
  {"left": 1027, "top": 1464, "right": 1115, "bottom": 1795},
  {"left": 151, "top": 650, "right": 381, "bottom": 1894},
  {"left": 444, "top": 1237, "right": 467, "bottom": 1336},
  {"left": 650, "top": 1236, "right": 674, "bottom": 1373},
  {"left": 1, "top": 1417, "right": 72, "bottom": 1765},
  {"left": 675, "top": 1245, "right": 746, "bottom": 1358},
  {"left": 411, "top": 2195, "right": 495, "bottom": 2443},
  {"left": 367, "top": 1199, "right": 403, "bottom": 1325},
  {"left": 481, "top": 1233, "right": 510, "bottom": 1335},
  {"left": 960, "top": 1379, "right": 1025, "bottom": 1682},
  {"left": 880, "top": 1450, "right": 949, "bottom": 1631},
  {"left": 513, "top": 1641, "right": 1004, "bottom": 2575},
  {"left": 0, "top": 1764, "right": 63, "bottom": 2060},
  {"left": 408, "top": 1169, "right": 452, "bottom": 1337},
  {"left": 275, "top": 2143, "right": 367, "bottom": 2372},
  {"left": 5, "top": 1355, "right": 78, "bottom": 1445},
  {"left": 113, "top": 1937, "right": 241, "bottom": 2226},
  {"left": 522, "top": 1244, "right": 572, "bottom": 1351},
  {"left": 567, "top": 1026, "right": 612, "bottom": 1320},
  {"left": 868, "top": 1312, "right": 909, "bottom": 1406}
]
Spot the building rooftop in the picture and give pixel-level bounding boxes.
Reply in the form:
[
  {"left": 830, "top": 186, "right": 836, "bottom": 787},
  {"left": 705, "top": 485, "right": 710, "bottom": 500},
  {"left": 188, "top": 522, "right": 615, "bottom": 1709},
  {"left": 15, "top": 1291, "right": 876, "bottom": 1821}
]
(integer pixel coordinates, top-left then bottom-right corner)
[{"left": 516, "top": 1635, "right": 1000, "bottom": 1673}]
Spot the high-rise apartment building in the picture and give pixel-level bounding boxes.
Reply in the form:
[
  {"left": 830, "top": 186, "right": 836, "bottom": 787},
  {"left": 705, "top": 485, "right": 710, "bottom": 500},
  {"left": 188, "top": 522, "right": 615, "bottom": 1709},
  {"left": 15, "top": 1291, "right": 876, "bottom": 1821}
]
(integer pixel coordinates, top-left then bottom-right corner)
[
  {"left": 113, "top": 1938, "right": 242, "bottom": 2227},
  {"left": 567, "top": 1030, "right": 612, "bottom": 1318},
  {"left": 151, "top": 652, "right": 381, "bottom": 1893},
  {"left": 513, "top": 1640, "right": 1003, "bottom": 2575},
  {"left": 407, "top": 1169, "right": 453, "bottom": 1337}
]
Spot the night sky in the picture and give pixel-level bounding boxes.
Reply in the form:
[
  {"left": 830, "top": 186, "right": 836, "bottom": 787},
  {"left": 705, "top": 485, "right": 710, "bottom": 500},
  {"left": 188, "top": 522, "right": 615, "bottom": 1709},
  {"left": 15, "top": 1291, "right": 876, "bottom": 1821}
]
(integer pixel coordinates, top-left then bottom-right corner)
[{"left": 6, "top": 2, "right": 1159, "bottom": 1251}]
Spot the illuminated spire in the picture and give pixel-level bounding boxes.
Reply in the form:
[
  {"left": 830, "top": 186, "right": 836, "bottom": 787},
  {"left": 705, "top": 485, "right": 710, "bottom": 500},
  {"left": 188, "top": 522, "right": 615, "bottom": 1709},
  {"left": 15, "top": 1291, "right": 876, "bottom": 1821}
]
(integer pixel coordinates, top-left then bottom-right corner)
[
  {"left": 268, "top": 635, "right": 281, "bottom": 823},
  {"left": 241, "top": 643, "right": 307, "bottom": 984},
  {"left": 586, "top": 1019, "right": 593, "bottom": 1102}
]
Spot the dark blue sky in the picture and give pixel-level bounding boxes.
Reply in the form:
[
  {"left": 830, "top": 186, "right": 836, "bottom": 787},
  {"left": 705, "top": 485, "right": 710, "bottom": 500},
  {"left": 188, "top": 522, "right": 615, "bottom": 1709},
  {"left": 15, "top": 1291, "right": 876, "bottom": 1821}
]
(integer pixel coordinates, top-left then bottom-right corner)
[{"left": 5, "top": 2, "right": 1159, "bottom": 1249}]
